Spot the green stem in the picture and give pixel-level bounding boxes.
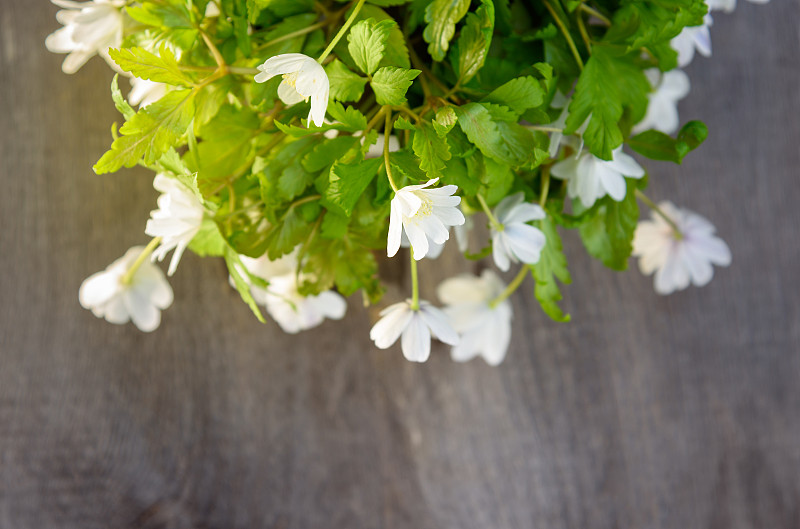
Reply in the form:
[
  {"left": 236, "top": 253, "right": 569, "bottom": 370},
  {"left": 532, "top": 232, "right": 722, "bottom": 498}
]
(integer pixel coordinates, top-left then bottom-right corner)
[
  {"left": 489, "top": 267, "right": 529, "bottom": 309},
  {"left": 542, "top": 0, "right": 584, "bottom": 71},
  {"left": 384, "top": 110, "right": 399, "bottom": 192},
  {"left": 409, "top": 251, "right": 420, "bottom": 310},
  {"left": 317, "top": 0, "right": 367, "bottom": 64},
  {"left": 121, "top": 237, "right": 162, "bottom": 286},
  {"left": 527, "top": 125, "right": 563, "bottom": 133},
  {"left": 576, "top": 12, "right": 592, "bottom": 52},
  {"left": 579, "top": 3, "right": 611, "bottom": 25},
  {"left": 256, "top": 20, "right": 328, "bottom": 51},
  {"left": 476, "top": 193, "right": 502, "bottom": 231},
  {"left": 539, "top": 166, "right": 551, "bottom": 208},
  {"left": 635, "top": 189, "right": 683, "bottom": 240}
]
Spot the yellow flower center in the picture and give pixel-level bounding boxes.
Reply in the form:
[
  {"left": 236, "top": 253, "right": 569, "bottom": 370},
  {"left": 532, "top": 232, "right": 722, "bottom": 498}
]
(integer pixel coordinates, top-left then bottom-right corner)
[{"left": 416, "top": 196, "right": 433, "bottom": 217}]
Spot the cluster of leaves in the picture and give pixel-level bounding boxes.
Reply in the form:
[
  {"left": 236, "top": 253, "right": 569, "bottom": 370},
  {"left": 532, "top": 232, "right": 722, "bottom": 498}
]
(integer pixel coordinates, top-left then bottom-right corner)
[{"left": 97, "top": 0, "right": 709, "bottom": 322}]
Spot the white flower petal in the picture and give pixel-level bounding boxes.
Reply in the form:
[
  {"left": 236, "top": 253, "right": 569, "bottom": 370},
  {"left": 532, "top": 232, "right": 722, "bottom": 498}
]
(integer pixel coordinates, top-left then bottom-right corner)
[
  {"left": 370, "top": 302, "right": 413, "bottom": 349},
  {"left": 401, "top": 314, "right": 431, "bottom": 362}
]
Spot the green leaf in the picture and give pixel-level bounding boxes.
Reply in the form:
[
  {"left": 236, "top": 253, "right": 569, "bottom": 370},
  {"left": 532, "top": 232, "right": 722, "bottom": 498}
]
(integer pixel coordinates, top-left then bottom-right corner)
[
  {"left": 347, "top": 18, "right": 395, "bottom": 75},
  {"left": 326, "top": 59, "right": 368, "bottom": 102},
  {"left": 370, "top": 67, "right": 421, "bottom": 105},
  {"left": 483, "top": 76, "right": 545, "bottom": 117},
  {"left": 325, "top": 157, "right": 383, "bottom": 217},
  {"left": 531, "top": 216, "right": 571, "bottom": 322},
  {"left": 394, "top": 116, "right": 415, "bottom": 130},
  {"left": 423, "top": 0, "right": 471, "bottom": 61},
  {"left": 126, "top": 2, "right": 193, "bottom": 28},
  {"left": 278, "top": 164, "right": 315, "bottom": 200},
  {"left": 109, "top": 46, "right": 195, "bottom": 86},
  {"left": 302, "top": 136, "right": 360, "bottom": 173},
  {"left": 454, "top": 102, "right": 511, "bottom": 164},
  {"left": 433, "top": 106, "right": 457, "bottom": 136},
  {"left": 578, "top": 187, "right": 640, "bottom": 271},
  {"left": 325, "top": 101, "right": 368, "bottom": 130},
  {"left": 94, "top": 89, "right": 196, "bottom": 174},
  {"left": 320, "top": 210, "right": 350, "bottom": 240},
  {"left": 189, "top": 218, "right": 228, "bottom": 257},
  {"left": 224, "top": 247, "right": 266, "bottom": 323},
  {"left": 455, "top": 1, "right": 494, "bottom": 84},
  {"left": 265, "top": 204, "right": 315, "bottom": 259},
  {"left": 628, "top": 120, "right": 708, "bottom": 163},
  {"left": 412, "top": 122, "right": 451, "bottom": 179},
  {"left": 566, "top": 46, "right": 650, "bottom": 160},
  {"left": 110, "top": 74, "right": 135, "bottom": 120}
]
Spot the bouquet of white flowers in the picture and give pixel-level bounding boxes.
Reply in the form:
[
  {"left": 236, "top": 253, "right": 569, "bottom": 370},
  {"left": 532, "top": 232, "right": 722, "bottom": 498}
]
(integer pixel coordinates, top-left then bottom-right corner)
[{"left": 47, "top": 0, "right": 767, "bottom": 364}]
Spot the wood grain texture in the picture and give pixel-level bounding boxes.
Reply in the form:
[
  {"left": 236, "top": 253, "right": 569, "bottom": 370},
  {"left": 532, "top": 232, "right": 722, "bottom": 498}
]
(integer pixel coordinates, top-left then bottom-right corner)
[{"left": 1, "top": 2, "right": 799, "bottom": 528}]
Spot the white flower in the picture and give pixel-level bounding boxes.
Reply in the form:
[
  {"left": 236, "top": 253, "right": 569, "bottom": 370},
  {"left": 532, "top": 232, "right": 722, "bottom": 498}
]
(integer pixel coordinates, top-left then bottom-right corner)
[
  {"left": 234, "top": 252, "right": 347, "bottom": 334},
  {"left": 144, "top": 174, "right": 205, "bottom": 276},
  {"left": 632, "top": 69, "right": 691, "bottom": 135},
  {"left": 369, "top": 300, "right": 459, "bottom": 363},
  {"left": 454, "top": 211, "right": 473, "bottom": 253},
  {"left": 45, "top": 0, "right": 125, "bottom": 74},
  {"left": 671, "top": 15, "right": 712, "bottom": 68},
  {"left": 254, "top": 53, "right": 330, "bottom": 127},
  {"left": 365, "top": 133, "right": 400, "bottom": 159},
  {"left": 490, "top": 193, "right": 547, "bottom": 272},
  {"left": 79, "top": 246, "right": 173, "bottom": 332},
  {"left": 388, "top": 178, "right": 465, "bottom": 261},
  {"left": 258, "top": 274, "right": 347, "bottom": 334},
  {"left": 438, "top": 270, "right": 513, "bottom": 366},
  {"left": 632, "top": 201, "right": 732, "bottom": 295},
  {"left": 706, "top": 0, "right": 769, "bottom": 13},
  {"left": 550, "top": 147, "right": 645, "bottom": 208},
  {"left": 128, "top": 77, "right": 167, "bottom": 108},
  {"left": 546, "top": 94, "right": 590, "bottom": 159}
]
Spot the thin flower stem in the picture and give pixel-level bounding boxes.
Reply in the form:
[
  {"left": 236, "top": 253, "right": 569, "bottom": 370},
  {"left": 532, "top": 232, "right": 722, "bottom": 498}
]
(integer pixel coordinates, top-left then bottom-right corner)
[
  {"left": 256, "top": 20, "right": 328, "bottom": 51},
  {"left": 476, "top": 193, "right": 502, "bottom": 231},
  {"left": 409, "top": 251, "right": 420, "bottom": 311},
  {"left": 542, "top": 0, "right": 584, "bottom": 71},
  {"left": 317, "top": 0, "right": 367, "bottom": 64},
  {"left": 576, "top": 13, "right": 592, "bottom": 51},
  {"left": 121, "top": 237, "right": 162, "bottom": 286},
  {"left": 201, "top": 31, "right": 226, "bottom": 70},
  {"left": 394, "top": 105, "right": 422, "bottom": 123},
  {"left": 489, "top": 267, "right": 529, "bottom": 309},
  {"left": 578, "top": 3, "right": 611, "bottom": 25},
  {"left": 384, "top": 111, "right": 399, "bottom": 192},
  {"left": 527, "top": 125, "right": 563, "bottom": 133},
  {"left": 539, "top": 166, "right": 551, "bottom": 208},
  {"left": 634, "top": 189, "right": 684, "bottom": 240},
  {"left": 364, "top": 106, "right": 386, "bottom": 134}
]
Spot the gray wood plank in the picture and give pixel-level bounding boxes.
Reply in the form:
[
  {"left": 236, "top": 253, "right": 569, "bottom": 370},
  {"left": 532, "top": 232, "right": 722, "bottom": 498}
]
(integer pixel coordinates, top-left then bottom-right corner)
[{"left": 1, "top": 2, "right": 798, "bottom": 528}]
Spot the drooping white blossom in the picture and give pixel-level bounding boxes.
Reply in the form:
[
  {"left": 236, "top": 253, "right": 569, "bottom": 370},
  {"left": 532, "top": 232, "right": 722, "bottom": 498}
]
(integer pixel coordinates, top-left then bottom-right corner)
[
  {"left": 388, "top": 178, "right": 465, "bottom": 261},
  {"left": 671, "top": 15, "right": 713, "bottom": 68},
  {"left": 79, "top": 246, "right": 174, "bottom": 332},
  {"left": 45, "top": 0, "right": 126, "bottom": 74},
  {"left": 550, "top": 147, "right": 645, "bottom": 208},
  {"left": 369, "top": 300, "right": 459, "bottom": 363},
  {"left": 128, "top": 77, "right": 167, "bottom": 108},
  {"left": 259, "top": 274, "right": 347, "bottom": 334},
  {"left": 454, "top": 211, "right": 473, "bottom": 253},
  {"left": 145, "top": 174, "right": 205, "bottom": 276},
  {"left": 365, "top": 133, "right": 400, "bottom": 159},
  {"left": 706, "top": 0, "right": 770, "bottom": 13},
  {"left": 438, "top": 270, "right": 513, "bottom": 366},
  {"left": 254, "top": 53, "right": 330, "bottom": 127},
  {"left": 632, "top": 201, "right": 731, "bottom": 295},
  {"left": 234, "top": 252, "right": 347, "bottom": 334},
  {"left": 490, "top": 193, "right": 547, "bottom": 272},
  {"left": 632, "top": 69, "right": 691, "bottom": 135},
  {"left": 546, "top": 92, "right": 589, "bottom": 159}
]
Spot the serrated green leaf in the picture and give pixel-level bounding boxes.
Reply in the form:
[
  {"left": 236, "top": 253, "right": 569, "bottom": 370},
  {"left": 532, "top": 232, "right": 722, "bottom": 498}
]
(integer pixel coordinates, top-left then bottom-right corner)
[
  {"left": 370, "top": 67, "right": 421, "bottom": 105},
  {"left": 412, "top": 122, "right": 451, "bottom": 179},
  {"left": 302, "top": 136, "right": 361, "bottom": 173},
  {"left": 455, "top": 1, "right": 494, "bottom": 84},
  {"left": 433, "top": 106, "right": 457, "bottom": 136},
  {"left": 348, "top": 18, "right": 395, "bottom": 75},
  {"left": 578, "top": 187, "right": 640, "bottom": 271},
  {"left": 423, "top": 0, "right": 471, "bottom": 61},
  {"left": 483, "top": 76, "right": 545, "bottom": 116},
  {"left": 189, "top": 218, "right": 228, "bottom": 257},
  {"left": 325, "top": 157, "right": 383, "bottom": 217},
  {"left": 326, "top": 59, "right": 368, "bottom": 102},
  {"left": 109, "top": 46, "right": 194, "bottom": 86},
  {"left": 454, "top": 102, "right": 512, "bottom": 164},
  {"left": 320, "top": 210, "right": 350, "bottom": 239},
  {"left": 110, "top": 74, "right": 135, "bottom": 120},
  {"left": 394, "top": 116, "right": 415, "bottom": 130},
  {"left": 94, "top": 89, "right": 196, "bottom": 174},
  {"left": 531, "top": 216, "right": 571, "bottom": 322},
  {"left": 566, "top": 46, "right": 649, "bottom": 160},
  {"left": 325, "top": 101, "right": 368, "bottom": 130},
  {"left": 628, "top": 121, "right": 708, "bottom": 164},
  {"left": 265, "top": 204, "right": 315, "bottom": 259}
]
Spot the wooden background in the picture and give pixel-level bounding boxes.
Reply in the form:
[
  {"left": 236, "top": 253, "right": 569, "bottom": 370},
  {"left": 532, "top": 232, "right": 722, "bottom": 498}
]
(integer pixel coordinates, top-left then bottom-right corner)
[{"left": 1, "top": 2, "right": 799, "bottom": 528}]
